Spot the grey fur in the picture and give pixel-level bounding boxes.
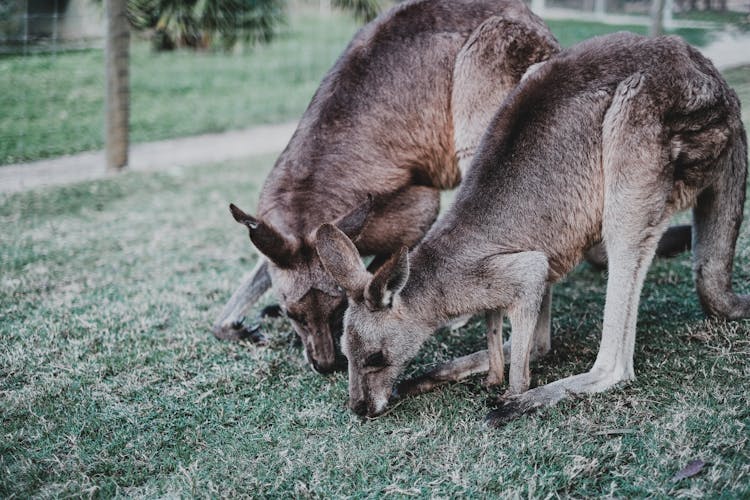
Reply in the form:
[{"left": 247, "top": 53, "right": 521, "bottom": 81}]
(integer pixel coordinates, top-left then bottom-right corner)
[{"left": 316, "top": 33, "right": 748, "bottom": 419}]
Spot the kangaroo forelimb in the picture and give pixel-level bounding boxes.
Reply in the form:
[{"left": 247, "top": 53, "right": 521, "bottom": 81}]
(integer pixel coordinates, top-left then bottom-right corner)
[{"left": 393, "top": 350, "right": 490, "bottom": 399}]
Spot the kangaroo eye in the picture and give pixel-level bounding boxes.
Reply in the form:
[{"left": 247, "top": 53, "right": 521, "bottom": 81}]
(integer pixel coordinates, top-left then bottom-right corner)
[{"left": 364, "top": 351, "right": 387, "bottom": 368}]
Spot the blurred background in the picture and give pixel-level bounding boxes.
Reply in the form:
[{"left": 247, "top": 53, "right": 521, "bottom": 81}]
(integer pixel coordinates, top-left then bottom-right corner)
[{"left": 0, "top": 0, "right": 748, "bottom": 176}]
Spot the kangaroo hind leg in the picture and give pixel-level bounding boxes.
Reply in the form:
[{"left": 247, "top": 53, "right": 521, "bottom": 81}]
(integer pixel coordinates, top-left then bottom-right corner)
[{"left": 487, "top": 73, "right": 674, "bottom": 426}]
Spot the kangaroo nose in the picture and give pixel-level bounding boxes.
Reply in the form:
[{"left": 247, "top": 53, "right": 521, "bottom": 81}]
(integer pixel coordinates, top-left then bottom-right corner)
[
  {"left": 311, "top": 358, "right": 322, "bottom": 373},
  {"left": 351, "top": 400, "right": 368, "bottom": 417},
  {"left": 311, "top": 358, "right": 336, "bottom": 375}
]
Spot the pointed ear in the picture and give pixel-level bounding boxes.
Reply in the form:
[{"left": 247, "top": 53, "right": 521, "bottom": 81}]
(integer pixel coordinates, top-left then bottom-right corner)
[
  {"left": 335, "top": 194, "right": 373, "bottom": 241},
  {"left": 315, "top": 223, "right": 370, "bottom": 297},
  {"left": 365, "top": 246, "right": 409, "bottom": 309},
  {"left": 229, "top": 203, "right": 297, "bottom": 268}
]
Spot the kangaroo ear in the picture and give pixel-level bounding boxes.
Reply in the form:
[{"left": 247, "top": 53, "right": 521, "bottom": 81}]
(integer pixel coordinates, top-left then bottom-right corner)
[
  {"left": 335, "top": 194, "right": 373, "bottom": 241},
  {"left": 229, "top": 203, "right": 298, "bottom": 268},
  {"left": 315, "top": 223, "right": 370, "bottom": 297},
  {"left": 365, "top": 246, "right": 409, "bottom": 309}
]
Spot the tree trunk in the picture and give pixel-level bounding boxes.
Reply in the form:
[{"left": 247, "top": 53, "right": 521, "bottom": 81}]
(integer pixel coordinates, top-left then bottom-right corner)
[
  {"left": 105, "top": 0, "right": 129, "bottom": 171},
  {"left": 650, "top": 0, "right": 666, "bottom": 36},
  {"left": 531, "top": 0, "right": 546, "bottom": 15},
  {"left": 595, "top": 0, "right": 606, "bottom": 17}
]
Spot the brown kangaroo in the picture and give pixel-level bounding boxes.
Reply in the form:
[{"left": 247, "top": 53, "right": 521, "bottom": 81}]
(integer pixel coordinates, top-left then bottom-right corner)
[
  {"left": 215, "top": 0, "right": 562, "bottom": 373},
  {"left": 315, "top": 32, "right": 748, "bottom": 422}
]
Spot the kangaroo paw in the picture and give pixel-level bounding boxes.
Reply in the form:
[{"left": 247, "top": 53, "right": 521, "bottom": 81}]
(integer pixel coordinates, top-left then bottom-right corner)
[
  {"left": 258, "top": 304, "right": 283, "bottom": 318},
  {"left": 213, "top": 320, "right": 268, "bottom": 344},
  {"left": 484, "top": 396, "right": 539, "bottom": 427},
  {"left": 393, "top": 373, "right": 442, "bottom": 399}
]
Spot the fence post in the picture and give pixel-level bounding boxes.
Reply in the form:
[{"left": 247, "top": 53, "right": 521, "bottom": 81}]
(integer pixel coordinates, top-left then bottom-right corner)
[
  {"left": 105, "top": 0, "right": 129, "bottom": 171},
  {"left": 531, "top": 0, "right": 546, "bottom": 15},
  {"left": 663, "top": 0, "right": 674, "bottom": 30},
  {"left": 594, "top": 0, "right": 606, "bottom": 18},
  {"left": 649, "top": 0, "right": 665, "bottom": 36},
  {"left": 320, "top": 0, "right": 331, "bottom": 16}
]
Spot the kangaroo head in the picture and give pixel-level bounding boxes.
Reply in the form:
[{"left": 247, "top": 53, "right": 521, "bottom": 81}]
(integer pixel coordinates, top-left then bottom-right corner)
[
  {"left": 315, "top": 224, "right": 431, "bottom": 417},
  {"left": 229, "top": 198, "right": 372, "bottom": 374}
]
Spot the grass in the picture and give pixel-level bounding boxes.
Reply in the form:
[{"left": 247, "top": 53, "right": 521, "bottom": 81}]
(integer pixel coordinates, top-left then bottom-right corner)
[
  {"left": 0, "top": 10, "right": 721, "bottom": 165},
  {"left": 546, "top": 18, "right": 712, "bottom": 47},
  {"left": 0, "top": 9, "right": 360, "bottom": 165},
  {"left": 674, "top": 8, "right": 750, "bottom": 27},
  {"left": 1, "top": 67, "right": 749, "bottom": 498}
]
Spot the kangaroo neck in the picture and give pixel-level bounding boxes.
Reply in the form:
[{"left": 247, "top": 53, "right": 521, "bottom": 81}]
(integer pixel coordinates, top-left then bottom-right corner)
[{"left": 400, "top": 237, "right": 479, "bottom": 327}]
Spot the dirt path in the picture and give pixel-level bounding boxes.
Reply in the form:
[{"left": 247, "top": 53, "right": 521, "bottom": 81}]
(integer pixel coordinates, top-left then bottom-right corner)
[
  {"left": 0, "top": 122, "right": 297, "bottom": 194},
  {"left": 2, "top": 32, "right": 749, "bottom": 195},
  {"left": 700, "top": 31, "right": 750, "bottom": 71}
]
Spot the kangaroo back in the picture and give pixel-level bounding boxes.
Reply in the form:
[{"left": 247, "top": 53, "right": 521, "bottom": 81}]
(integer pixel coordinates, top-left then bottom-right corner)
[
  {"left": 261, "top": 0, "right": 539, "bottom": 226},
  {"left": 452, "top": 16, "right": 558, "bottom": 174}
]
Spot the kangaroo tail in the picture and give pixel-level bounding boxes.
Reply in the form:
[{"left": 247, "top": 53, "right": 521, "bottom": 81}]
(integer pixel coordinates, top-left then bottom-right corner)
[{"left": 693, "top": 123, "right": 750, "bottom": 319}]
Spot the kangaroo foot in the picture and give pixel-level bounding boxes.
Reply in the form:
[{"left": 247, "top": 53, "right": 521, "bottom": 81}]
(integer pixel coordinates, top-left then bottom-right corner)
[{"left": 213, "top": 319, "right": 268, "bottom": 344}]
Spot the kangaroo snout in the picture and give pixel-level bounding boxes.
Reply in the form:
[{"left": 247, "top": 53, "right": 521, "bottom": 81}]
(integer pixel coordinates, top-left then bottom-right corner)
[
  {"left": 302, "top": 331, "right": 342, "bottom": 375},
  {"left": 349, "top": 393, "right": 389, "bottom": 418},
  {"left": 310, "top": 356, "right": 338, "bottom": 375},
  {"left": 350, "top": 400, "right": 369, "bottom": 417}
]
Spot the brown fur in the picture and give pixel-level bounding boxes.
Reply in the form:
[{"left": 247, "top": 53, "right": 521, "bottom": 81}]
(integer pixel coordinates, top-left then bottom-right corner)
[
  {"left": 317, "top": 33, "right": 748, "bottom": 419},
  {"left": 214, "top": 0, "right": 559, "bottom": 373}
]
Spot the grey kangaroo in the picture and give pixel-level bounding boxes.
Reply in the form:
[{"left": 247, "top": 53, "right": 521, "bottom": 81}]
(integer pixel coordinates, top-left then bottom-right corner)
[
  {"left": 216, "top": 0, "right": 562, "bottom": 373},
  {"left": 315, "top": 32, "right": 748, "bottom": 422},
  {"left": 215, "top": 0, "right": 689, "bottom": 374}
]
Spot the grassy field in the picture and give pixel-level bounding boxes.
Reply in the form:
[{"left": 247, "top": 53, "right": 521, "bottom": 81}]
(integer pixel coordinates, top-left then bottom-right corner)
[
  {"left": 674, "top": 8, "right": 750, "bottom": 27},
  {"left": 0, "top": 9, "right": 360, "bottom": 165},
  {"left": 0, "top": 10, "right": 717, "bottom": 165},
  {"left": 1, "top": 68, "right": 749, "bottom": 497},
  {"left": 545, "top": 19, "right": 710, "bottom": 48}
]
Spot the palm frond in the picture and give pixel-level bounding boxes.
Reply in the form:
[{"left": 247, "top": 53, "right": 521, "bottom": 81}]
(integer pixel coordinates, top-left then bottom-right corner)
[{"left": 332, "top": 0, "right": 382, "bottom": 22}]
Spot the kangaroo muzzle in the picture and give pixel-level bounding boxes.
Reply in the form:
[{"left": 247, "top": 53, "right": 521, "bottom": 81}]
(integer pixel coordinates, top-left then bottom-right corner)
[{"left": 302, "top": 328, "right": 339, "bottom": 374}]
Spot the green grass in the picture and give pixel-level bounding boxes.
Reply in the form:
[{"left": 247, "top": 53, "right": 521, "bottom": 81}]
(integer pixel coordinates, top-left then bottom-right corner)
[
  {"left": 1, "top": 68, "right": 749, "bottom": 498},
  {"left": 0, "top": 9, "right": 360, "bottom": 165},
  {"left": 728, "top": 66, "right": 750, "bottom": 124},
  {"left": 0, "top": 11, "right": 719, "bottom": 166},
  {"left": 674, "top": 8, "right": 750, "bottom": 27},
  {"left": 546, "top": 18, "right": 712, "bottom": 47}
]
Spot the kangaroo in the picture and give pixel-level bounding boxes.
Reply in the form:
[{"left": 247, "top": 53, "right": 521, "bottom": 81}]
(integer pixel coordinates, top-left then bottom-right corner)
[
  {"left": 315, "top": 32, "right": 748, "bottom": 421},
  {"left": 215, "top": 0, "right": 562, "bottom": 373},
  {"left": 215, "top": 0, "right": 690, "bottom": 374}
]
